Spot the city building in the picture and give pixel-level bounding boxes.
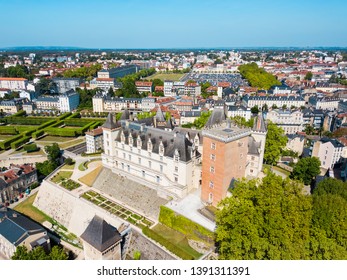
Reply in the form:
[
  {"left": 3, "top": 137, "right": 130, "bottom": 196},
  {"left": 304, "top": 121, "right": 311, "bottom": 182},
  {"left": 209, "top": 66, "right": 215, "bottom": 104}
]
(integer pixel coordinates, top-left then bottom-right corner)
[
  {"left": 266, "top": 109, "right": 304, "bottom": 134},
  {"left": 227, "top": 105, "right": 252, "bottom": 121},
  {"left": 58, "top": 90, "right": 80, "bottom": 112},
  {"left": 0, "top": 208, "right": 51, "bottom": 259},
  {"left": 0, "top": 164, "right": 38, "bottom": 205},
  {"left": 80, "top": 215, "right": 122, "bottom": 260},
  {"left": 243, "top": 95, "right": 305, "bottom": 109},
  {"left": 309, "top": 96, "right": 340, "bottom": 111},
  {"left": 97, "top": 65, "right": 138, "bottom": 79},
  {"left": 52, "top": 78, "right": 81, "bottom": 93},
  {"left": 135, "top": 81, "right": 153, "bottom": 94},
  {"left": 35, "top": 96, "right": 59, "bottom": 111},
  {"left": 85, "top": 127, "right": 104, "bottom": 154},
  {"left": 180, "top": 111, "right": 202, "bottom": 125},
  {"left": 311, "top": 138, "right": 346, "bottom": 170},
  {"left": 164, "top": 81, "right": 185, "bottom": 96},
  {"left": 90, "top": 78, "right": 122, "bottom": 91},
  {"left": 101, "top": 113, "right": 201, "bottom": 199},
  {"left": 285, "top": 134, "right": 305, "bottom": 156},
  {"left": 141, "top": 97, "right": 156, "bottom": 112},
  {"left": 0, "top": 78, "right": 28, "bottom": 90},
  {"left": 0, "top": 99, "right": 23, "bottom": 114},
  {"left": 184, "top": 82, "right": 201, "bottom": 96},
  {"left": 93, "top": 95, "right": 142, "bottom": 113}
]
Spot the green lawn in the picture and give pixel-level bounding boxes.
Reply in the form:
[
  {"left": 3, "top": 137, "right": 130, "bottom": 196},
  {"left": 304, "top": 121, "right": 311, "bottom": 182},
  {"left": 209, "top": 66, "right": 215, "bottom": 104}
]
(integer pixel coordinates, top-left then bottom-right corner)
[
  {"left": 152, "top": 224, "right": 202, "bottom": 259},
  {"left": 61, "top": 163, "right": 75, "bottom": 170},
  {"left": 60, "top": 139, "right": 85, "bottom": 149},
  {"left": 51, "top": 171, "right": 73, "bottom": 184},
  {"left": 36, "top": 136, "right": 77, "bottom": 142},
  {"left": 78, "top": 165, "right": 103, "bottom": 187},
  {"left": 144, "top": 72, "right": 185, "bottom": 81},
  {"left": 0, "top": 134, "right": 16, "bottom": 140},
  {"left": 14, "top": 193, "right": 53, "bottom": 224}
]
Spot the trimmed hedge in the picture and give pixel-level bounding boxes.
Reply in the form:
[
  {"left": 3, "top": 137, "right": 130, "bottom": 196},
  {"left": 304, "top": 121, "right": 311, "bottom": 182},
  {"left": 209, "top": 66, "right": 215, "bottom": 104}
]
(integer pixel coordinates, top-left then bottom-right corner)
[
  {"left": 12, "top": 110, "right": 26, "bottom": 117},
  {"left": 38, "top": 119, "right": 57, "bottom": 129},
  {"left": 32, "top": 129, "right": 45, "bottom": 139},
  {"left": 159, "top": 206, "right": 214, "bottom": 244},
  {"left": 3, "top": 117, "right": 55, "bottom": 125},
  {"left": 0, "top": 126, "right": 18, "bottom": 135},
  {"left": 0, "top": 134, "right": 23, "bottom": 149},
  {"left": 11, "top": 136, "right": 31, "bottom": 149},
  {"left": 64, "top": 119, "right": 94, "bottom": 126},
  {"left": 142, "top": 227, "right": 194, "bottom": 260},
  {"left": 58, "top": 112, "right": 72, "bottom": 120},
  {"left": 23, "top": 143, "right": 39, "bottom": 152},
  {"left": 14, "top": 126, "right": 38, "bottom": 133},
  {"left": 66, "top": 112, "right": 81, "bottom": 119},
  {"left": 45, "top": 127, "right": 78, "bottom": 137}
]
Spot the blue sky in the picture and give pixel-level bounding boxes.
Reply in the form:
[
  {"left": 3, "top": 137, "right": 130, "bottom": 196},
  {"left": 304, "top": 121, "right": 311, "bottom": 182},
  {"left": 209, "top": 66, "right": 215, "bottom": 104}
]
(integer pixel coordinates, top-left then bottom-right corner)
[{"left": 1, "top": 0, "right": 346, "bottom": 48}]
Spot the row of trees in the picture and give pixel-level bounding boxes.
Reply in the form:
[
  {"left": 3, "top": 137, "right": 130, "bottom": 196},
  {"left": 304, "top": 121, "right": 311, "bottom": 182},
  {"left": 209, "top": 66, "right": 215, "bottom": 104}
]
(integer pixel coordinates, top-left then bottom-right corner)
[
  {"left": 36, "top": 143, "right": 61, "bottom": 176},
  {"left": 62, "top": 64, "right": 102, "bottom": 80},
  {"left": 238, "top": 63, "right": 281, "bottom": 90},
  {"left": 12, "top": 245, "right": 68, "bottom": 260},
  {"left": 216, "top": 174, "right": 347, "bottom": 259}
]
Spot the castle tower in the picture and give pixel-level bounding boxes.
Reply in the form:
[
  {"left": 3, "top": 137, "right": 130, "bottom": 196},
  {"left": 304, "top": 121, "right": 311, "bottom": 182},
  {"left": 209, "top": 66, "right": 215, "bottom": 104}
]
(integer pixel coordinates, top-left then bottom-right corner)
[
  {"left": 80, "top": 215, "right": 122, "bottom": 260},
  {"left": 102, "top": 113, "right": 121, "bottom": 170},
  {"left": 201, "top": 122, "right": 251, "bottom": 206}
]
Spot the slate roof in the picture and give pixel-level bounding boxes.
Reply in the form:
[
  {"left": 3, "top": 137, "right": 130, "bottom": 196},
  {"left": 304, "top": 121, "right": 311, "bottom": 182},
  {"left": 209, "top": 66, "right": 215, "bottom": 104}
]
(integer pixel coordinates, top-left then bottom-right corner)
[
  {"left": 248, "top": 136, "right": 261, "bottom": 155},
  {"left": 103, "top": 113, "right": 120, "bottom": 130},
  {"left": 0, "top": 208, "right": 47, "bottom": 246},
  {"left": 205, "top": 108, "right": 226, "bottom": 128},
  {"left": 252, "top": 112, "right": 267, "bottom": 133},
  {"left": 80, "top": 216, "right": 122, "bottom": 252},
  {"left": 117, "top": 122, "right": 199, "bottom": 162}
]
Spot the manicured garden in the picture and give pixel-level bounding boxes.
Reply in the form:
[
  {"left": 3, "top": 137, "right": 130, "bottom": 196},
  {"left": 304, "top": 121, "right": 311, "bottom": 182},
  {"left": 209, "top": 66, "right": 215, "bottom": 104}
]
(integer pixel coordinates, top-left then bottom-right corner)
[{"left": 81, "top": 191, "right": 154, "bottom": 228}]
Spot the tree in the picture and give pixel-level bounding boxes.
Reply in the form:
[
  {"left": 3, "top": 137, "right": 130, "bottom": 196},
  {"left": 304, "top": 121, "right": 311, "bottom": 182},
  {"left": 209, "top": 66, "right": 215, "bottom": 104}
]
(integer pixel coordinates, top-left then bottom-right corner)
[
  {"left": 304, "top": 124, "right": 315, "bottom": 135},
  {"left": 264, "top": 122, "right": 287, "bottom": 165},
  {"left": 45, "top": 143, "right": 61, "bottom": 162},
  {"left": 310, "top": 178, "right": 347, "bottom": 259},
  {"left": 251, "top": 105, "right": 259, "bottom": 114},
  {"left": 290, "top": 157, "right": 321, "bottom": 185},
  {"left": 305, "top": 72, "right": 313, "bottom": 81},
  {"left": 12, "top": 245, "right": 68, "bottom": 260},
  {"left": 215, "top": 172, "right": 312, "bottom": 260}
]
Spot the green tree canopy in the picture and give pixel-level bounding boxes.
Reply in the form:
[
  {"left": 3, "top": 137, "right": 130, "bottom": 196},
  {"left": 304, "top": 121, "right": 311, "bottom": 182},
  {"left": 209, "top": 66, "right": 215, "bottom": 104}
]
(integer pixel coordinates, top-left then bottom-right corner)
[
  {"left": 238, "top": 63, "right": 281, "bottom": 90},
  {"left": 305, "top": 72, "right": 313, "bottom": 81},
  {"left": 251, "top": 105, "right": 259, "bottom": 114},
  {"left": 290, "top": 157, "right": 321, "bottom": 185},
  {"left": 215, "top": 172, "right": 312, "bottom": 260},
  {"left": 264, "top": 122, "right": 287, "bottom": 165},
  {"left": 12, "top": 245, "right": 68, "bottom": 260}
]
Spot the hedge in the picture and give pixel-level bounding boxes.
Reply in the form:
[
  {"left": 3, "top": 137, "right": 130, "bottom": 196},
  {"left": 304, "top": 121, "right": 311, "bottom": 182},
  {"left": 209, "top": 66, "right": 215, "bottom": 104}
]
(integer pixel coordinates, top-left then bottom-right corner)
[
  {"left": 58, "top": 112, "right": 72, "bottom": 120},
  {"left": 32, "top": 130, "right": 45, "bottom": 139},
  {"left": 23, "top": 143, "right": 39, "bottom": 152},
  {"left": 45, "top": 127, "right": 78, "bottom": 137},
  {"left": 11, "top": 110, "right": 26, "bottom": 117},
  {"left": 66, "top": 112, "right": 81, "bottom": 119},
  {"left": 14, "top": 126, "right": 38, "bottom": 133},
  {"left": 64, "top": 119, "right": 94, "bottom": 127},
  {"left": 38, "top": 119, "right": 57, "bottom": 129},
  {"left": 3, "top": 117, "right": 55, "bottom": 125},
  {"left": 0, "top": 134, "right": 23, "bottom": 149},
  {"left": 142, "top": 227, "right": 194, "bottom": 260},
  {"left": 89, "top": 121, "right": 101, "bottom": 130},
  {"left": 0, "top": 126, "right": 18, "bottom": 135},
  {"left": 11, "top": 136, "right": 31, "bottom": 149},
  {"left": 159, "top": 206, "right": 214, "bottom": 244}
]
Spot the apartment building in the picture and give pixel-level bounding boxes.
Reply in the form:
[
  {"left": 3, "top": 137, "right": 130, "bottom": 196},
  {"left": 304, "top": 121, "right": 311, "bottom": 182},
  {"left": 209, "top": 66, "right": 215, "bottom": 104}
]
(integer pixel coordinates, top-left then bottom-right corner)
[
  {"left": 85, "top": 127, "right": 104, "bottom": 154},
  {"left": 35, "top": 91, "right": 79, "bottom": 112},
  {"left": 135, "top": 81, "right": 153, "bottom": 94},
  {"left": 243, "top": 95, "right": 305, "bottom": 109},
  {"left": 164, "top": 81, "right": 185, "bottom": 96},
  {"left": 0, "top": 99, "right": 23, "bottom": 114},
  {"left": 266, "top": 109, "right": 304, "bottom": 134},
  {"left": 184, "top": 82, "right": 201, "bottom": 96},
  {"left": 97, "top": 65, "right": 138, "bottom": 79},
  {"left": 52, "top": 77, "right": 81, "bottom": 93},
  {"left": 227, "top": 105, "right": 252, "bottom": 121},
  {"left": 92, "top": 95, "right": 142, "bottom": 113},
  {"left": 309, "top": 96, "right": 340, "bottom": 111},
  {"left": 0, "top": 77, "right": 28, "bottom": 90}
]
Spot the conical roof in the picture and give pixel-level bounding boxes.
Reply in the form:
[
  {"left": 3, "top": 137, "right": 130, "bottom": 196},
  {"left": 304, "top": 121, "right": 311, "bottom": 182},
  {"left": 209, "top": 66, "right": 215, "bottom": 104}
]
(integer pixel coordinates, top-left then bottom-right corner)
[
  {"left": 155, "top": 106, "right": 166, "bottom": 122},
  {"left": 103, "top": 113, "right": 119, "bottom": 129},
  {"left": 80, "top": 215, "right": 121, "bottom": 252},
  {"left": 253, "top": 112, "right": 267, "bottom": 132}
]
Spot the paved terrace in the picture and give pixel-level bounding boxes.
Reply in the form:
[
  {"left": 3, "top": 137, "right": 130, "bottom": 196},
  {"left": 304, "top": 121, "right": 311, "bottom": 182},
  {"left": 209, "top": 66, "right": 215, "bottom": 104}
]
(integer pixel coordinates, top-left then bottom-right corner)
[{"left": 92, "top": 168, "right": 168, "bottom": 220}]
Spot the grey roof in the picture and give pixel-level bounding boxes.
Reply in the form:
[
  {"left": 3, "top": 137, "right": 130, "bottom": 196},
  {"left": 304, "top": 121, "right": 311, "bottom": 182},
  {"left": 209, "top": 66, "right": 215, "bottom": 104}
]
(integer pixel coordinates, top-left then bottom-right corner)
[
  {"left": 80, "top": 216, "right": 122, "bottom": 252},
  {"left": 120, "top": 109, "right": 130, "bottom": 120},
  {"left": 118, "top": 122, "right": 199, "bottom": 162},
  {"left": 103, "top": 113, "right": 120, "bottom": 130},
  {"left": 248, "top": 136, "right": 261, "bottom": 155},
  {"left": 252, "top": 112, "right": 267, "bottom": 133},
  {"left": 0, "top": 208, "right": 46, "bottom": 246},
  {"left": 320, "top": 137, "right": 344, "bottom": 148},
  {"left": 205, "top": 109, "right": 226, "bottom": 128},
  {"left": 155, "top": 106, "right": 166, "bottom": 122}
]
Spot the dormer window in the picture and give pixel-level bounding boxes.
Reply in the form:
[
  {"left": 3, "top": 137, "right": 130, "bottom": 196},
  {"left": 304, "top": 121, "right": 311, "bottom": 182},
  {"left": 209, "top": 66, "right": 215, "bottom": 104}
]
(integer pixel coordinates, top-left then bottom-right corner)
[
  {"left": 121, "top": 131, "right": 125, "bottom": 143},
  {"left": 174, "top": 149, "right": 179, "bottom": 162},
  {"left": 159, "top": 141, "right": 164, "bottom": 156},
  {"left": 147, "top": 139, "right": 153, "bottom": 152},
  {"left": 137, "top": 136, "right": 142, "bottom": 149},
  {"left": 129, "top": 134, "right": 133, "bottom": 146}
]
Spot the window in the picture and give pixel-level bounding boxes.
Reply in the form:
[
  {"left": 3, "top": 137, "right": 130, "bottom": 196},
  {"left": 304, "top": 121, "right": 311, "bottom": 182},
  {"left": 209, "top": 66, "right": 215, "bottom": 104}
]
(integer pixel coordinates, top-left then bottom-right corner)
[
  {"left": 123, "top": 153, "right": 126, "bottom": 159},
  {"left": 156, "top": 176, "right": 160, "bottom": 183},
  {"left": 138, "top": 157, "right": 141, "bottom": 164},
  {"left": 142, "top": 170, "right": 145, "bottom": 177},
  {"left": 160, "top": 156, "right": 163, "bottom": 161},
  {"left": 209, "top": 181, "right": 214, "bottom": 188},
  {"left": 208, "top": 193, "right": 213, "bottom": 203},
  {"left": 128, "top": 154, "right": 131, "bottom": 161},
  {"left": 160, "top": 165, "right": 163, "bottom": 172},
  {"left": 250, "top": 169, "right": 253, "bottom": 173},
  {"left": 127, "top": 165, "right": 130, "bottom": 172},
  {"left": 240, "top": 153, "right": 243, "bottom": 159},
  {"left": 175, "top": 176, "right": 178, "bottom": 182},
  {"left": 149, "top": 161, "right": 151, "bottom": 168},
  {"left": 211, "top": 143, "right": 216, "bottom": 150},
  {"left": 251, "top": 156, "right": 255, "bottom": 160},
  {"left": 210, "top": 166, "right": 215, "bottom": 173},
  {"left": 175, "top": 166, "right": 178, "bottom": 172},
  {"left": 121, "top": 163, "right": 124, "bottom": 169},
  {"left": 210, "top": 154, "right": 216, "bottom": 161}
]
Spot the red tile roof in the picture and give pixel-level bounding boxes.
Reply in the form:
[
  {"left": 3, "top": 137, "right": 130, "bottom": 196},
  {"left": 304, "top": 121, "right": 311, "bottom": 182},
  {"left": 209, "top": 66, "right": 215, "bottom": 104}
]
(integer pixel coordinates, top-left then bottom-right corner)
[
  {"left": 0, "top": 77, "right": 27, "bottom": 81},
  {"left": 135, "top": 81, "right": 153, "bottom": 87}
]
